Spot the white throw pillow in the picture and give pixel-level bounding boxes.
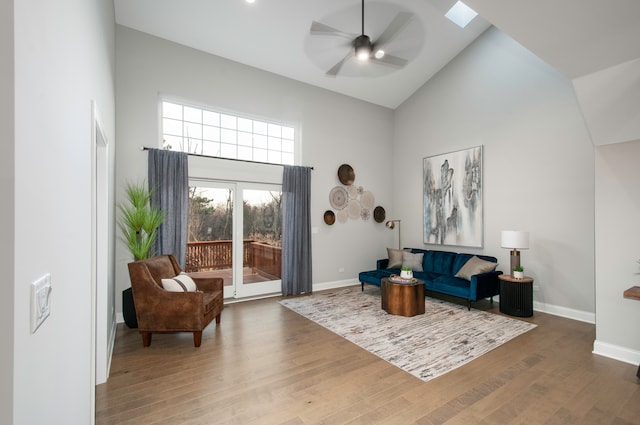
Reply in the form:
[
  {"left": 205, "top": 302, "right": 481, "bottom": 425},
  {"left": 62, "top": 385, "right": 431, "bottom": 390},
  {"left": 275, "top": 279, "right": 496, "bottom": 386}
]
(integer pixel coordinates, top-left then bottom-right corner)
[
  {"left": 454, "top": 256, "right": 498, "bottom": 281},
  {"left": 161, "top": 273, "right": 197, "bottom": 292}
]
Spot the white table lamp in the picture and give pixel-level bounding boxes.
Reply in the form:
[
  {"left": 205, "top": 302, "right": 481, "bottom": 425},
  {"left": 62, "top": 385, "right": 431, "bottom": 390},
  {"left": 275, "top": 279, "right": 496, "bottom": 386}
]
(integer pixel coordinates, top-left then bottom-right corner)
[{"left": 501, "top": 230, "right": 529, "bottom": 276}]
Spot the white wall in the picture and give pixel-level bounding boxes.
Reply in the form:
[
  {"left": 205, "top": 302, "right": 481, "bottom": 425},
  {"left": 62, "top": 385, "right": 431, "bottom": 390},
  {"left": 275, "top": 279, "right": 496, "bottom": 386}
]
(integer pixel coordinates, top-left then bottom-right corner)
[
  {"left": 115, "top": 26, "right": 394, "bottom": 312},
  {"left": 12, "top": 0, "right": 115, "bottom": 423},
  {"left": 394, "top": 27, "right": 596, "bottom": 321},
  {"left": 594, "top": 140, "right": 640, "bottom": 365},
  {"left": 0, "top": 0, "right": 15, "bottom": 423}
]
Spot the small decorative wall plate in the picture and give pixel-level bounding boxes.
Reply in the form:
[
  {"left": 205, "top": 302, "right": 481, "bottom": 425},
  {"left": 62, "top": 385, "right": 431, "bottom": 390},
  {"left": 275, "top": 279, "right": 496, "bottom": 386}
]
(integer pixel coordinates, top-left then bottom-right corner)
[{"left": 323, "top": 210, "right": 335, "bottom": 225}]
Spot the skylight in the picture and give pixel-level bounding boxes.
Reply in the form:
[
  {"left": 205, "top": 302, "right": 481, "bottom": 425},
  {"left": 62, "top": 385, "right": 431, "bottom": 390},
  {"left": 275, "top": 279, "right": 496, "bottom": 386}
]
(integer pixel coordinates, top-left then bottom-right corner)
[{"left": 445, "top": 1, "right": 478, "bottom": 28}]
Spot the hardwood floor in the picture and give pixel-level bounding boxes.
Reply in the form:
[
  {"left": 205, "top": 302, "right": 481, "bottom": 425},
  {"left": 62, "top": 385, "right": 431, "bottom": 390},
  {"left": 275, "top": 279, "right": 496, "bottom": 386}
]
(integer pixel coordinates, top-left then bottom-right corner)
[{"left": 96, "top": 287, "right": 640, "bottom": 425}]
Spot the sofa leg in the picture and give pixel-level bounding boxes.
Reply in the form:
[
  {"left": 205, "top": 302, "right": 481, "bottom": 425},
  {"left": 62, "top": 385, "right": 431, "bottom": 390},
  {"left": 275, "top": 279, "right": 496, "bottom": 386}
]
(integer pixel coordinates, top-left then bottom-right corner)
[
  {"left": 141, "top": 331, "right": 152, "bottom": 347},
  {"left": 490, "top": 296, "right": 494, "bottom": 304},
  {"left": 193, "top": 331, "right": 202, "bottom": 347},
  {"left": 361, "top": 282, "right": 364, "bottom": 291},
  {"left": 467, "top": 300, "right": 471, "bottom": 311}
]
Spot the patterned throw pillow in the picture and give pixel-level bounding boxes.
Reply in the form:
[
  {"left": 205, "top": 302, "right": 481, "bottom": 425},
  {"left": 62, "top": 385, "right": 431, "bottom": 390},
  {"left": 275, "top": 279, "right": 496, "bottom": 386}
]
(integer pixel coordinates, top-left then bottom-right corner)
[{"left": 161, "top": 273, "right": 197, "bottom": 292}]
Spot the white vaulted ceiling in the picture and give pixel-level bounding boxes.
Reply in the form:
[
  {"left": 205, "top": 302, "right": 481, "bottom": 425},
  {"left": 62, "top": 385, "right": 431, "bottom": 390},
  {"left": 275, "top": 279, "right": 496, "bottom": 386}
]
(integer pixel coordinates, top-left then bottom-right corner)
[
  {"left": 115, "top": 0, "right": 640, "bottom": 144},
  {"left": 114, "top": 0, "right": 491, "bottom": 109}
]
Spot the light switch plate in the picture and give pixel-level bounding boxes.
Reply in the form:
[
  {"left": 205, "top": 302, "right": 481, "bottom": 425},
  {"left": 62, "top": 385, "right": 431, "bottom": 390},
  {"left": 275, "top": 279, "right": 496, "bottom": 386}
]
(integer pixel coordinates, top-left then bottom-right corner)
[{"left": 31, "top": 273, "right": 52, "bottom": 333}]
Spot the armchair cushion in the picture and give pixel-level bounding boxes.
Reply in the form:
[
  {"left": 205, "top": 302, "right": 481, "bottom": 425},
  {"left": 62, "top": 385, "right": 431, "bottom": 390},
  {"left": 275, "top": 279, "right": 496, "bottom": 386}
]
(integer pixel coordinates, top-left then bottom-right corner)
[{"left": 161, "top": 273, "right": 197, "bottom": 292}]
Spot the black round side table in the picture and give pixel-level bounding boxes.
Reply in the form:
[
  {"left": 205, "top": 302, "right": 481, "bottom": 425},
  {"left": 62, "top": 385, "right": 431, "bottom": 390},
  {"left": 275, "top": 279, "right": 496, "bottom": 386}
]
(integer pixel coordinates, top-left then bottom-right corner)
[{"left": 498, "top": 274, "right": 533, "bottom": 317}]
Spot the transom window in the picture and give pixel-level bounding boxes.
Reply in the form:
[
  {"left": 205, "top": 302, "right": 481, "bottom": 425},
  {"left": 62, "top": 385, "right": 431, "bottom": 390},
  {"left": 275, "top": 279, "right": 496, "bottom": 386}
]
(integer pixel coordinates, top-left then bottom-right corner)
[{"left": 161, "top": 100, "right": 295, "bottom": 165}]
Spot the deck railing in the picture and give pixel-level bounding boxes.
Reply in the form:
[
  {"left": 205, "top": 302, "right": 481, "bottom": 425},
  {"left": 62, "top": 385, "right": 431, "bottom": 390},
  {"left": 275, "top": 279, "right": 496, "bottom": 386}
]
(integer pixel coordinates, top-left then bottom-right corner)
[{"left": 185, "top": 240, "right": 282, "bottom": 278}]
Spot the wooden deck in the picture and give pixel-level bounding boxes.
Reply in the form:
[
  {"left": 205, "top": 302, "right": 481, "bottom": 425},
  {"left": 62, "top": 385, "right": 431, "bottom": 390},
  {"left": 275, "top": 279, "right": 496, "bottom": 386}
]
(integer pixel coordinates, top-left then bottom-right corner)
[{"left": 189, "top": 267, "right": 272, "bottom": 287}]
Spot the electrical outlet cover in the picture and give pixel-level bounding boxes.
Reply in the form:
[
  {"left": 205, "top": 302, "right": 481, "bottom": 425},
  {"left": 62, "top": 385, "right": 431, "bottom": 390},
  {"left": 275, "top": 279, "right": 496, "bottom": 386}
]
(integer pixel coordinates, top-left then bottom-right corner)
[{"left": 31, "top": 274, "right": 52, "bottom": 333}]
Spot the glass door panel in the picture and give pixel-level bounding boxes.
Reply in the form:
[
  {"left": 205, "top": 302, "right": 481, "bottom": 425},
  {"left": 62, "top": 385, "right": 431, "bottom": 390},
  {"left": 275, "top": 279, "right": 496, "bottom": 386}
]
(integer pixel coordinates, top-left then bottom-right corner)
[
  {"left": 186, "top": 183, "right": 235, "bottom": 299},
  {"left": 236, "top": 186, "right": 282, "bottom": 298}
]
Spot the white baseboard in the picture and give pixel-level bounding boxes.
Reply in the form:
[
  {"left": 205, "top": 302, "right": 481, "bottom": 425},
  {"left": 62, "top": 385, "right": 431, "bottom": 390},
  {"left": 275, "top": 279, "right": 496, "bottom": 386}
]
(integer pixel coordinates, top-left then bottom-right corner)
[
  {"left": 532, "top": 300, "right": 595, "bottom": 324},
  {"left": 313, "top": 278, "right": 360, "bottom": 292},
  {"left": 593, "top": 340, "right": 640, "bottom": 366}
]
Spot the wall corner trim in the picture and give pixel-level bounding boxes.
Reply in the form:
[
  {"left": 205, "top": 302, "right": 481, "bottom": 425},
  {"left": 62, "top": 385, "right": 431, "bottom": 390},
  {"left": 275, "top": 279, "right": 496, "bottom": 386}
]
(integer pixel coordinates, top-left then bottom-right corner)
[{"left": 593, "top": 339, "right": 640, "bottom": 366}]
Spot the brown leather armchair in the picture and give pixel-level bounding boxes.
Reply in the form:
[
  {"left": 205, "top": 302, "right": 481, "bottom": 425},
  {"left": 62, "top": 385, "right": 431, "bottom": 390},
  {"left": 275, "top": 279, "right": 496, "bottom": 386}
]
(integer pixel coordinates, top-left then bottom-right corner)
[{"left": 127, "top": 254, "right": 223, "bottom": 347}]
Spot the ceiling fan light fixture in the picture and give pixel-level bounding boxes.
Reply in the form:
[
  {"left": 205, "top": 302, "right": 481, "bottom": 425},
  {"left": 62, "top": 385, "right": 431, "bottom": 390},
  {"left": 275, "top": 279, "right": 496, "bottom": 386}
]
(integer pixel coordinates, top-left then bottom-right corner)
[
  {"left": 310, "top": 1, "right": 412, "bottom": 76},
  {"left": 355, "top": 34, "right": 372, "bottom": 61}
]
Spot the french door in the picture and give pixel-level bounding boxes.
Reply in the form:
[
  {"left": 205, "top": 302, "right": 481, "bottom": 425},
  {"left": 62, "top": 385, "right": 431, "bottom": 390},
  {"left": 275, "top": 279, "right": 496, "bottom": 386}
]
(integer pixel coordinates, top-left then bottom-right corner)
[{"left": 187, "top": 180, "right": 282, "bottom": 299}]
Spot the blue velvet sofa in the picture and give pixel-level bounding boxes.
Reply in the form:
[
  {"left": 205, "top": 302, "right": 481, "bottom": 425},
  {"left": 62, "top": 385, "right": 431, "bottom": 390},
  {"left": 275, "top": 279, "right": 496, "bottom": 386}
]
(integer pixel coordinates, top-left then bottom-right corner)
[{"left": 358, "top": 248, "right": 502, "bottom": 310}]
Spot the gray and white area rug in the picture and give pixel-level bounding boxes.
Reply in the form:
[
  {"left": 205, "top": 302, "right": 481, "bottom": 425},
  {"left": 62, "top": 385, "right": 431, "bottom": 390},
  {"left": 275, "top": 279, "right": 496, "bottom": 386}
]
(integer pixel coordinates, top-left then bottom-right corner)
[{"left": 279, "top": 287, "right": 537, "bottom": 382}]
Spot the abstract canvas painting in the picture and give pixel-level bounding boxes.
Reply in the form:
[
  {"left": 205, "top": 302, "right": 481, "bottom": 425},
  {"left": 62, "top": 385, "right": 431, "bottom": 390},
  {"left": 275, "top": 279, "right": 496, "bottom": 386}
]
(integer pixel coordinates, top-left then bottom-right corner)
[{"left": 423, "top": 146, "right": 482, "bottom": 247}]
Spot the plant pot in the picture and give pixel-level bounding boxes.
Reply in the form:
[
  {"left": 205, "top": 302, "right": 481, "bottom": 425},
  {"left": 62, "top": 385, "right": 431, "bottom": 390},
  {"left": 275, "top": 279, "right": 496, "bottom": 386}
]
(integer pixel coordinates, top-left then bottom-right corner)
[
  {"left": 513, "top": 271, "right": 524, "bottom": 279},
  {"left": 400, "top": 270, "right": 413, "bottom": 279},
  {"left": 122, "top": 288, "right": 138, "bottom": 328}
]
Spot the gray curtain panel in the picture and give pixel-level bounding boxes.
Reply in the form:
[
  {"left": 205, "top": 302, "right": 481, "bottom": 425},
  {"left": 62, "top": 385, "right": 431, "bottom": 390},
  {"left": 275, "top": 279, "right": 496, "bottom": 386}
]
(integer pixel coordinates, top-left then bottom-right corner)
[
  {"left": 148, "top": 149, "right": 189, "bottom": 268},
  {"left": 281, "top": 165, "right": 313, "bottom": 296}
]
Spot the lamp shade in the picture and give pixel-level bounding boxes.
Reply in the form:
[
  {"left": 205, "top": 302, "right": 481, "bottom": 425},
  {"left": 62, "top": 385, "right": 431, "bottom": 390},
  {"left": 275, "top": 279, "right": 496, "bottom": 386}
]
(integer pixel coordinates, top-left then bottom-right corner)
[
  {"left": 385, "top": 220, "right": 399, "bottom": 229},
  {"left": 501, "top": 230, "right": 529, "bottom": 249}
]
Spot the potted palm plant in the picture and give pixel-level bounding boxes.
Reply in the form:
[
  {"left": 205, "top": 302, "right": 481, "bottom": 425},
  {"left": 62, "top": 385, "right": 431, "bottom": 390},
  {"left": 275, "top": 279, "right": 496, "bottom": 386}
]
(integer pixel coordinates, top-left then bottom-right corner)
[{"left": 118, "top": 181, "right": 164, "bottom": 261}]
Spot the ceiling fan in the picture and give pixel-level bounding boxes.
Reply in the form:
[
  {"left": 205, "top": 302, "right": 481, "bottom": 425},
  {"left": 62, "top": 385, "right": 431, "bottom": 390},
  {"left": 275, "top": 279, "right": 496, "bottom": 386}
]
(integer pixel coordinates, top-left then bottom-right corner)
[{"left": 310, "top": 0, "right": 413, "bottom": 77}]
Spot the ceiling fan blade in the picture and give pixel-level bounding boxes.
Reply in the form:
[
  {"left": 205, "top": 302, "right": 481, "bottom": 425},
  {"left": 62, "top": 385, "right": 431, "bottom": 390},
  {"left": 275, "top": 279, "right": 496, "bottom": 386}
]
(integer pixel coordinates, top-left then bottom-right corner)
[
  {"left": 371, "top": 53, "right": 407, "bottom": 68},
  {"left": 374, "top": 11, "right": 413, "bottom": 49},
  {"left": 310, "top": 21, "right": 357, "bottom": 40},
  {"left": 326, "top": 51, "right": 353, "bottom": 77}
]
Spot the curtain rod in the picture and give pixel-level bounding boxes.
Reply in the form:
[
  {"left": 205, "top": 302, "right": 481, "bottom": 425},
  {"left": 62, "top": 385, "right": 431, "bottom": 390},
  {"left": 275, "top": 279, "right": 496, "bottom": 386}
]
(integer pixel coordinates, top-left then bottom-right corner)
[{"left": 141, "top": 146, "right": 313, "bottom": 170}]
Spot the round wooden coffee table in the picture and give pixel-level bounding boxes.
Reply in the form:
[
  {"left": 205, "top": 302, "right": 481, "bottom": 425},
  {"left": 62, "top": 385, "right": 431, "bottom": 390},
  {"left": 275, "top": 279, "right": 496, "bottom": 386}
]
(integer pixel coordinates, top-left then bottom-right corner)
[{"left": 381, "top": 278, "right": 425, "bottom": 317}]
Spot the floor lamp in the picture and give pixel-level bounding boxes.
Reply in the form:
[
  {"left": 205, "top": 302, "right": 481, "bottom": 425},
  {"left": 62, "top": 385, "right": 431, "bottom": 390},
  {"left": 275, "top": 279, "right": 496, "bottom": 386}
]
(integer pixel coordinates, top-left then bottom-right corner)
[
  {"left": 385, "top": 220, "right": 401, "bottom": 249},
  {"left": 501, "top": 230, "right": 529, "bottom": 276}
]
